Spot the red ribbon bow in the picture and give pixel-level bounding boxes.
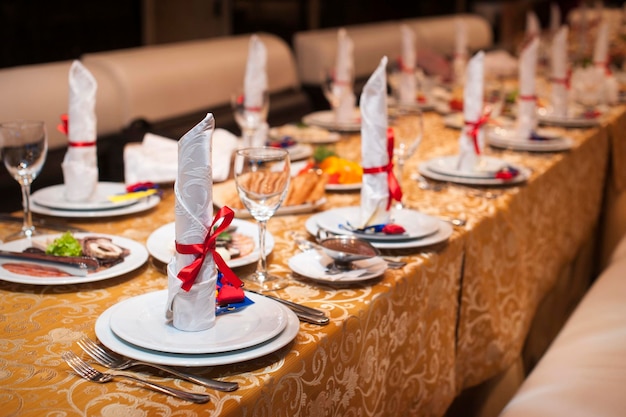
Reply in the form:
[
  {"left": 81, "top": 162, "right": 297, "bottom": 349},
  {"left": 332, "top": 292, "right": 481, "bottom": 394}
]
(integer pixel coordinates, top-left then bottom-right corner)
[
  {"left": 362, "top": 128, "right": 403, "bottom": 210},
  {"left": 57, "top": 114, "right": 69, "bottom": 135},
  {"left": 464, "top": 109, "right": 491, "bottom": 155},
  {"left": 175, "top": 206, "right": 243, "bottom": 292}
]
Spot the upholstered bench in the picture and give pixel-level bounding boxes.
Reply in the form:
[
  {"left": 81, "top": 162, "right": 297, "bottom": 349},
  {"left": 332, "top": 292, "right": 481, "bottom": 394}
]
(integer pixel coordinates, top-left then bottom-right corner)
[
  {"left": 292, "top": 13, "right": 493, "bottom": 109},
  {"left": 498, "top": 235, "right": 626, "bottom": 417}
]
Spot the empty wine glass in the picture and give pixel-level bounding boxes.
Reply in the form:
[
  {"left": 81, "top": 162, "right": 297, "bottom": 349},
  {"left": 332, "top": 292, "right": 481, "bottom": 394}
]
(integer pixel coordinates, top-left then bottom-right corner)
[
  {"left": 234, "top": 147, "right": 290, "bottom": 291},
  {"left": 0, "top": 120, "right": 48, "bottom": 240},
  {"left": 321, "top": 68, "right": 356, "bottom": 128},
  {"left": 231, "top": 90, "right": 269, "bottom": 148},
  {"left": 388, "top": 107, "right": 424, "bottom": 210}
]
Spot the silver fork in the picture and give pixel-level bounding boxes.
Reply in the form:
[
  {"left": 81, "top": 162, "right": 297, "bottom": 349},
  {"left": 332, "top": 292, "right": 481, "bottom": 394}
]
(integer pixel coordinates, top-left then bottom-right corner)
[
  {"left": 62, "top": 351, "right": 210, "bottom": 404},
  {"left": 76, "top": 336, "right": 238, "bottom": 392}
]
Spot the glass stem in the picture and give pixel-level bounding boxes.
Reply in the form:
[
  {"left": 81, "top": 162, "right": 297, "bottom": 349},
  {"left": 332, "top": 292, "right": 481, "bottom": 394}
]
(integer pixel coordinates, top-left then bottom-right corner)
[
  {"left": 395, "top": 157, "right": 405, "bottom": 209},
  {"left": 20, "top": 182, "right": 34, "bottom": 238},
  {"left": 256, "top": 219, "right": 268, "bottom": 278}
]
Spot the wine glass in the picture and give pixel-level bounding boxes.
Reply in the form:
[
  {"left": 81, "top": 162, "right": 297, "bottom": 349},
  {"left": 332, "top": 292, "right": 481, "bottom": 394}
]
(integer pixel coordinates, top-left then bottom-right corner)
[
  {"left": 0, "top": 120, "right": 48, "bottom": 240},
  {"left": 231, "top": 90, "right": 269, "bottom": 148},
  {"left": 321, "top": 68, "right": 356, "bottom": 129},
  {"left": 388, "top": 107, "right": 424, "bottom": 210},
  {"left": 233, "top": 147, "right": 291, "bottom": 291}
]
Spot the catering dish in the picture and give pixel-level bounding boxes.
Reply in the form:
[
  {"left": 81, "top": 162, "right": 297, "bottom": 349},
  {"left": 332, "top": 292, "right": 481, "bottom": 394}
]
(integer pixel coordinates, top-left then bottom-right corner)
[
  {"left": 108, "top": 289, "right": 289, "bottom": 354},
  {"left": 302, "top": 110, "right": 361, "bottom": 132},
  {"left": 0, "top": 233, "right": 148, "bottom": 285},
  {"left": 95, "top": 291, "right": 300, "bottom": 367},
  {"left": 146, "top": 219, "right": 275, "bottom": 267}
]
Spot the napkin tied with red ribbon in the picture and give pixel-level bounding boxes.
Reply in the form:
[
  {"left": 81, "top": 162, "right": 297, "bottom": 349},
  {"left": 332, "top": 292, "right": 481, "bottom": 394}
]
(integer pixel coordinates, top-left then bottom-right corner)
[
  {"left": 457, "top": 51, "right": 485, "bottom": 172},
  {"left": 333, "top": 28, "right": 357, "bottom": 124},
  {"left": 516, "top": 37, "right": 539, "bottom": 139},
  {"left": 359, "top": 56, "right": 401, "bottom": 228},
  {"left": 453, "top": 19, "right": 468, "bottom": 86},
  {"left": 550, "top": 26, "right": 570, "bottom": 117},
  {"left": 398, "top": 24, "right": 417, "bottom": 106},
  {"left": 166, "top": 113, "right": 243, "bottom": 332},
  {"left": 61, "top": 60, "right": 99, "bottom": 202}
]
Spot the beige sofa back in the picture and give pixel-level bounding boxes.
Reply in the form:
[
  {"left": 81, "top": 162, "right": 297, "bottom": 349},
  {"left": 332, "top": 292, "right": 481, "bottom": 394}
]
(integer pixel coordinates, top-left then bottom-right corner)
[
  {"left": 293, "top": 13, "right": 493, "bottom": 86},
  {"left": 81, "top": 32, "right": 303, "bottom": 127}
]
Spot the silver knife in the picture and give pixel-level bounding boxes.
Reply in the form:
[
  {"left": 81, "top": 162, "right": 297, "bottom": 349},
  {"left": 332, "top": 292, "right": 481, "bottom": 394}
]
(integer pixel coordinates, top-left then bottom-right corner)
[
  {"left": 245, "top": 289, "right": 330, "bottom": 325},
  {"left": 0, "top": 250, "right": 99, "bottom": 277}
]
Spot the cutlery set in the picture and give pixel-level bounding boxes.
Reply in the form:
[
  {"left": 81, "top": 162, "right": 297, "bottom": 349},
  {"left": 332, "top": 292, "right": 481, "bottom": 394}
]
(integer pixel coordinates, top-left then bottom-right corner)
[{"left": 64, "top": 336, "right": 239, "bottom": 403}]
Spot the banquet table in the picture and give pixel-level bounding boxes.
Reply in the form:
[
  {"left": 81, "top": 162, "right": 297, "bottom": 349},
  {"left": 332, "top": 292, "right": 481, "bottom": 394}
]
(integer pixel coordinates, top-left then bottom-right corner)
[{"left": 1, "top": 102, "right": 623, "bottom": 416}]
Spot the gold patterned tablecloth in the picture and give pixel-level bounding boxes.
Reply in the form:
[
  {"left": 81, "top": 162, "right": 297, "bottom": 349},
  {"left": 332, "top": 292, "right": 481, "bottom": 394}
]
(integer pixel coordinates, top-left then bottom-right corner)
[{"left": 0, "top": 106, "right": 619, "bottom": 416}]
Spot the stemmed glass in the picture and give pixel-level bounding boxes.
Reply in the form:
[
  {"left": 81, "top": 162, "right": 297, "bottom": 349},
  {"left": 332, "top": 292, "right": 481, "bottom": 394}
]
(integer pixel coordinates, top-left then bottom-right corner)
[
  {"left": 231, "top": 91, "right": 269, "bottom": 148},
  {"left": 233, "top": 147, "right": 291, "bottom": 291},
  {"left": 388, "top": 107, "right": 424, "bottom": 210},
  {"left": 0, "top": 120, "right": 48, "bottom": 240}
]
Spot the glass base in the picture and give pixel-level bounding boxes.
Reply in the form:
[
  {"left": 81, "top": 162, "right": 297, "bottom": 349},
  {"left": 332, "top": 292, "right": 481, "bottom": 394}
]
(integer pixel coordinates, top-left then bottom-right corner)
[
  {"left": 3, "top": 226, "right": 39, "bottom": 242},
  {"left": 242, "top": 271, "right": 289, "bottom": 292}
]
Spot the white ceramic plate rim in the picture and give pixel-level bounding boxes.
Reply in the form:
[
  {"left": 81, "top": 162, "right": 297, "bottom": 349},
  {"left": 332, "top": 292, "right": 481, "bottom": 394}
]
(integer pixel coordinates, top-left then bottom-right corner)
[
  {"left": 306, "top": 215, "right": 453, "bottom": 250},
  {"left": 418, "top": 162, "right": 530, "bottom": 186},
  {"left": 325, "top": 182, "right": 362, "bottom": 191},
  {"left": 31, "top": 195, "right": 160, "bottom": 218},
  {"left": 95, "top": 297, "right": 299, "bottom": 367},
  {"left": 288, "top": 250, "right": 387, "bottom": 283},
  {"left": 486, "top": 131, "right": 574, "bottom": 152},
  {"left": 425, "top": 155, "right": 513, "bottom": 179},
  {"left": 146, "top": 219, "right": 274, "bottom": 267},
  {"left": 0, "top": 233, "right": 148, "bottom": 285},
  {"left": 302, "top": 110, "right": 361, "bottom": 132},
  {"left": 269, "top": 125, "right": 341, "bottom": 144},
  {"left": 108, "top": 290, "right": 288, "bottom": 354},
  {"left": 314, "top": 206, "right": 440, "bottom": 241},
  {"left": 31, "top": 182, "right": 140, "bottom": 211}
]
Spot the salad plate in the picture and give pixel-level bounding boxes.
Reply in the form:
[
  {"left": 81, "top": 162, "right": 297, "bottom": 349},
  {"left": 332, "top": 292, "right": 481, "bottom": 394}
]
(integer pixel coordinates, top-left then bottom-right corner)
[{"left": 289, "top": 250, "right": 387, "bottom": 283}]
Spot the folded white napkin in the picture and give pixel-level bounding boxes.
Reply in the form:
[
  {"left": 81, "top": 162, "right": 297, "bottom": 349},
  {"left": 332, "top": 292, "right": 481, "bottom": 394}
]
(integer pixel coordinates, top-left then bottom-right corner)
[
  {"left": 398, "top": 24, "right": 417, "bottom": 106},
  {"left": 516, "top": 37, "right": 539, "bottom": 139},
  {"left": 124, "top": 129, "right": 239, "bottom": 185},
  {"left": 483, "top": 50, "right": 518, "bottom": 78},
  {"left": 244, "top": 34, "right": 267, "bottom": 114},
  {"left": 550, "top": 2, "right": 562, "bottom": 34},
  {"left": 334, "top": 28, "right": 357, "bottom": 124},
  {"left": 457, "top": 51, "right": 485, "bottom": 172},
  {"left": 62, "top": 60, "right": 98, "bottom": 202},
  {"left": 453, "top": 19, "right": 468, "bottom": 86},
  {"left": 359, "top": 56, "right": 391, "bottom": 228},
  {"left": 550, "top": 26, "right": 570, "bottom": 117},
  {"left": 167, "top": 113, "right": 218, "bottom": 332}
]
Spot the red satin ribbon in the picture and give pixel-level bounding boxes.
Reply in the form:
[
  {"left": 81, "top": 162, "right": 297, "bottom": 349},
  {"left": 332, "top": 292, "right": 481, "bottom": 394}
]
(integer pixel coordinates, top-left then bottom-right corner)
[
  {"left": 57, "top": 114, "right": 69, "bottom": 135},
  {"left": 549, "top": 77, "right": 570, "bottom": 89},
  {"left": 244, "top": 106, "right": 262, "bottom": 112},
  {"left": 398, "top": 57, "right": 415, "bottom": 74},
  {"left": 362, "top": 128, "right": 403, "bottom": 210},
  {"left": 519, "top": 95, "right": 537, "bottom": 101},
  {"left": 69, "top": 141, "right": 96, "bottom": 147},
  {"left": 594, "top": 61, "right": 612, "bottom": 76},
  {"left": 464, "top": 110, "right": 491, "bottom": 155},
  {"left": 175, "top": 206, "right": 243, "bottom": 292}
]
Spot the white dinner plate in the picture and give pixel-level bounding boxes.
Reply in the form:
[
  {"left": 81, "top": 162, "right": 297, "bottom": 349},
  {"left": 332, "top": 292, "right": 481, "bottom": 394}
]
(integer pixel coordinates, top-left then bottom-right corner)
[
  {"left": 305, "top": 215, "right": 453, "bottom": 250},
  {"left": 302, "top": 110, "right": 361, "bottom": 132},
  {"left": 421, "top": 155, "right": 516, "bottom": 179},
  {"left": 418, "top": 160, "right": 530, "bottom": 186},
  {"left": 146, "top": 219, "right": 275, "bottom": 267},
  {"left": 95, "top": 296, "right": 299, "bottom": 367},
  {"left": 314, "top": 206, "right": 440, "bottom": 241},
  {"left": 537, "top": 106, "right": 604, "bottom": 128},
  {"left": 31, "top": 194, "right": 160, "bottom": 218},
  {"left": 288, "top": 250, "right": 387, "bottom": 283},
  {"left": 108, "top": 290, "right": 288, "bottom": 354},
  {"left": 212, "top": 180, "right": 326, "bottom": 218},
  {"left": 284, "top": 143, "right": 314, "bottom": 161},
  {"left": 31, "top": 182, "right": 140, "bottom": 211},
  {"left": 269, "top": 124, "right": 341, "bottom": 144},
  {"left": 0, "top": 233, "right": 148, "bottom": 285},
  {"left": 486, "top": 126, "right": 574, "bottom": 152}
]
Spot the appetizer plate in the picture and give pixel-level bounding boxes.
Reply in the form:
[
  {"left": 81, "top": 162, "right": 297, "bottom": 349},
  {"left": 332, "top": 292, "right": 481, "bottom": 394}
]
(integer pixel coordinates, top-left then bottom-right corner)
[
  {"left": 302, "top": 110, "right": 361, "bottom": 132},
  {"left": 306, "top": 216, "right": 453, "bottom": 250},
  {"left": 31, "top": 182, "right": 139, "bottom": 211},
  {"left": 108, "top": 290, "right": 288, "bottom": 354},
  {"left": 269, "top": 124, "right": 341, "bottom": 144},
  {"left": 314, "top": 206, "right": 440, "bottom": 241},
  {"left": 289, "top": 250, "right": 387, "bottom": 283},
  {"left": 0, "top": 233, "right": 148, "bottom": 285},
  {"left": 146, "top": 219, "right": 274, "bottom": 267},
  {"left": 95, "top": 296, "right": 299, "bottom": 367}
]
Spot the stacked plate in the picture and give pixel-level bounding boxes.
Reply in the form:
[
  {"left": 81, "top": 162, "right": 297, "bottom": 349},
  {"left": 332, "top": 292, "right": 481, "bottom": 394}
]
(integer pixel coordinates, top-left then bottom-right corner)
[
  {"left": 31, "top": 182, "right": 160, "bottom": 218},
  {"left": 299, "top": 206, "right": 453, "bottom": 283},
  {"left": 486, "top": 126, "right": 574, "bottom": 152},
  {"left": 94, "top": 289, "right": 299, "bottom": 366},
  {"left": 537, "top": 105, "right": 605, "bottom": 128},
  {"left": 418, "top": 155, "right": 531, "bottom": 186},
  {"left": 302, "top": 109, "right": 361, "bottom": 132}
]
